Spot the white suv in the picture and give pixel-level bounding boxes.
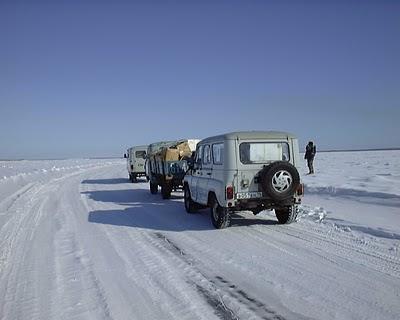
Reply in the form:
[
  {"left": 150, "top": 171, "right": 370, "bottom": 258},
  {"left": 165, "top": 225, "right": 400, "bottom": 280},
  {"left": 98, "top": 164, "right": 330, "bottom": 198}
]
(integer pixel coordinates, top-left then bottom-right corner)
[{"left": 183, "top": 131, "right": 304, "bottom": 229}]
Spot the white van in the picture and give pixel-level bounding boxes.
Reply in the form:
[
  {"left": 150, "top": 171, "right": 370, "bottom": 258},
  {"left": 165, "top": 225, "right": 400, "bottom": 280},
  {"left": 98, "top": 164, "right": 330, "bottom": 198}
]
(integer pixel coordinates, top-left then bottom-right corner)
[{"left": 125, "top": 145, "right": 148, "bottom": 182}]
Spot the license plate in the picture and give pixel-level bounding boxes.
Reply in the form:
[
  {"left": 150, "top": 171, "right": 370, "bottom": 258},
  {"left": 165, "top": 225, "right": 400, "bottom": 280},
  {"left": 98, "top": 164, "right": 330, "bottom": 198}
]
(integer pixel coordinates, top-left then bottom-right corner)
[{"left": 236, "top": 192, "right": 263, "bottom": 199}]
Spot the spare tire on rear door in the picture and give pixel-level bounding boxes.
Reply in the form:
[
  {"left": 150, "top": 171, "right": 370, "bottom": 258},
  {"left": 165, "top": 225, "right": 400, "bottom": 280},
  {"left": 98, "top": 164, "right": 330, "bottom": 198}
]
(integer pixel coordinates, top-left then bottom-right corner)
[{"left": 259, "top": 161, "right": 300, "bottom": 201}]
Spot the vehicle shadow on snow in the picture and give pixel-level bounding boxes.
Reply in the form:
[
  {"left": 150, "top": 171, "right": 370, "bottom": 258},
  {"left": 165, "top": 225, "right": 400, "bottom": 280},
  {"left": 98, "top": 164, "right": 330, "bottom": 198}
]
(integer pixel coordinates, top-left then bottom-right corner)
[
  {"left": 84, "top": 188, "right": 279, "bottom": 231},
  {"left": 84, "top": 188, "right": 212, "bottom": 231},
  {"left": 82, "top": 178, "right": 130, "bottom": 185},
  {"left": 229, "top": 213, "right": 279, "bottom": 227}
]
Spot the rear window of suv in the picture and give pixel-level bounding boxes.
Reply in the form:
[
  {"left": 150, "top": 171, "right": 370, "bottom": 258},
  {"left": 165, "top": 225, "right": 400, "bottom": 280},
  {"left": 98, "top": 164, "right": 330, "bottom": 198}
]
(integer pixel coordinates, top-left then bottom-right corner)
[{"left": 239, "top": 142, "right": 290, "bottom": 164}]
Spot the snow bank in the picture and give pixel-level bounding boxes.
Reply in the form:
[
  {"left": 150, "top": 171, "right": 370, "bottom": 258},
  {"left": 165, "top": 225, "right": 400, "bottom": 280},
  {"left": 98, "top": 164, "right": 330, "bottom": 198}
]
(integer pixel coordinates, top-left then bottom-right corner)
[{"left": 0, "top": 159, "right": 124, "bottom": 205}]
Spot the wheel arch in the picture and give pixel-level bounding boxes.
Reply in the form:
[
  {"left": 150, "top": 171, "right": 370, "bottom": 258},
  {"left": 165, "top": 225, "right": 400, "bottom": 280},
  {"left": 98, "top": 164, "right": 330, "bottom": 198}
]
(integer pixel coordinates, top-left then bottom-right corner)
[{"left": 207, "top": 191, "right": 215, "bottom": 207}]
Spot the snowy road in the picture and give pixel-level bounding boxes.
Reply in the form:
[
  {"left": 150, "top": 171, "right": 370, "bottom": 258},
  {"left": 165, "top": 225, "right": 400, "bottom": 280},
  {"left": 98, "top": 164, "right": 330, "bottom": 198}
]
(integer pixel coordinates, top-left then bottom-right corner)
[{"left": 1, "top": 158, "right": 399, "bottom": 320}]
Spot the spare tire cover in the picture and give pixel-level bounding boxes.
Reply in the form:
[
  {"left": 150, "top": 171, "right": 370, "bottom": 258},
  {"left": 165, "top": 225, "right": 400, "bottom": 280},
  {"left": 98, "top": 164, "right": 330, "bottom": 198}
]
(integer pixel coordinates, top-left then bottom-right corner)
[{"left": 260, "top": 161, "right": 300, "bottom": 201}]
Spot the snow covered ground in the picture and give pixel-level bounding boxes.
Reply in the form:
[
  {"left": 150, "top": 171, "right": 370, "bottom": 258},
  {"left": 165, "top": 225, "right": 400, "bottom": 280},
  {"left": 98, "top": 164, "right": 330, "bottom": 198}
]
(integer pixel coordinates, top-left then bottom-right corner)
[{"left": 0, "top": 151, "right": 399, "bottom": 320}]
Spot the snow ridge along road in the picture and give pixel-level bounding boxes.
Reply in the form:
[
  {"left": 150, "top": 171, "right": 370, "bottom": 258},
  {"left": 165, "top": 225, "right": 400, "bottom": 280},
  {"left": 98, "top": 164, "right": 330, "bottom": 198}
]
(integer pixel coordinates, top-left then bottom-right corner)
[{"left": 0, "top": 155, "right": 399, "bottom": 320}]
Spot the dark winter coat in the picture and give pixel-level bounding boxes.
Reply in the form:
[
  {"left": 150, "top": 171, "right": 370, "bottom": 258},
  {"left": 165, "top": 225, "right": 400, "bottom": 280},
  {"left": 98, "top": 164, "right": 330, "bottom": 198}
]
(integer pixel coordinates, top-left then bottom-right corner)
[{"left": 305, "top": 144, "right": 316, "bottom": 160}]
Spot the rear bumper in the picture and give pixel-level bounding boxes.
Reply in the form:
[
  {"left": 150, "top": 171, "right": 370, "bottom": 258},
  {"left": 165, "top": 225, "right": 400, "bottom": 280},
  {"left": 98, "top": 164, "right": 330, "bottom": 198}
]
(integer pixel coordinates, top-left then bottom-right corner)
[
  {"left": 134, "top": 171, "right": 146, "bottom": 175},
  {"left": 233, "top": 195, "right": 302, "bottom": 210}
]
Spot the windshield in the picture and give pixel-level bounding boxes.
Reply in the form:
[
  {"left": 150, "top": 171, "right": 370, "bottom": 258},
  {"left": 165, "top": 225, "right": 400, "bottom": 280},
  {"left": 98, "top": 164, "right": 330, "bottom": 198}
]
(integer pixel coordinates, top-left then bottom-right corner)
[
  {"left": 239, "top": 142, "right": 290, "bottom": 164},
  {"left": 135, "top": 150, "right": 146, "bottom": 159}
]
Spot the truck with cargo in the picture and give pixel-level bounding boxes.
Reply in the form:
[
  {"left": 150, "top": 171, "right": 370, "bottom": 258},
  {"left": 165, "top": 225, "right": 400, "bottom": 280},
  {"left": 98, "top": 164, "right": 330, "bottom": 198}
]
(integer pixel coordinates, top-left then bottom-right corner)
[{"left": 146, "top": 139, "right": 199, "bottom": 199}]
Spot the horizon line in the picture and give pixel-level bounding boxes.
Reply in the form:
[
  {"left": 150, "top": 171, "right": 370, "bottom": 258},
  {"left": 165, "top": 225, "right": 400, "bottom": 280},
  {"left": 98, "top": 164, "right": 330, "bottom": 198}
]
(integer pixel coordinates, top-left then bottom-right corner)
[{"left": 1, "top": 147, "right": 399, "bottom": 161}]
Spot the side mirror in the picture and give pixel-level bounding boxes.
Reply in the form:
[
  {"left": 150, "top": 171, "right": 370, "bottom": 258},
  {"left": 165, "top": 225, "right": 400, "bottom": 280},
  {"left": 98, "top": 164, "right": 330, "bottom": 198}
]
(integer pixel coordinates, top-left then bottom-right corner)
[
  {"left": 187, "top": 158, "right": 194, "bottom": 170},
  {"left": 124, "top": 153, "right": 127, "bottom": 158}
]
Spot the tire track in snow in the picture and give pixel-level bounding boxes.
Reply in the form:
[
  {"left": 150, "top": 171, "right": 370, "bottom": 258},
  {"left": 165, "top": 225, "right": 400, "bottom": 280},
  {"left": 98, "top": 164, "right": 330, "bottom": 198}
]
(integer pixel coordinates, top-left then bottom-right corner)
[
  {"left": 0, "top": 168, "right": 104, "bottom": 276},
  {"left": 52, "top": 206, "right": 112, "bottom": 320},
  {"left": 0, "top": 183, "right": 35, "bottom": 215},
  {"left": 0, "top": 163, "right": 118, "bottom": 320},
  {"left": 226, "top": 219, "right": 400, "bottom": 319},
  {"left": 0, "top": 182, "right": 53, "bottom": 320},
  {"left": 0, "top": 183, "right": 45, "bottom": 275},
  {"left": 47, "top": 166, "right": 122, "bottom": 320},
  {"left": 93, "top": 226, "right": 216, "bottom": 320},
  {"left": 146, "top": 231, "right": 290, "bottom": 320},
  {"left": 78, "top": 170, "right": 180, "bottom": 320},
  {"left": 262, "top": 221, "right": 400, "bottom": 278},
  {"left": 234, "top": 220, "right": 400, "bottom": 280},
  {"left": 160, "top": 223, "right": 400, "bottom": 320}
]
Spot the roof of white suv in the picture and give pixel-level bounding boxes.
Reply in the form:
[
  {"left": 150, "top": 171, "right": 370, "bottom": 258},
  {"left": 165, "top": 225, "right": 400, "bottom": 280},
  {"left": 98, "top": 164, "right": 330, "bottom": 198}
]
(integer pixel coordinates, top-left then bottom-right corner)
[
  {"left": 127, "top": 145, "right": 148, "bottom": 152},
  {"left": 199, "top": 131, "right": 296, "bottom": 144}
]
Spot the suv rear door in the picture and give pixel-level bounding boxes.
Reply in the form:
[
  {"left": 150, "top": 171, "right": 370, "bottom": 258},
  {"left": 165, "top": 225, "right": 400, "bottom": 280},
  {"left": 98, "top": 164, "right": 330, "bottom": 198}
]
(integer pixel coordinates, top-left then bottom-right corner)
[{"left": 236, "top": 141, "right": 291, "bottom": 196}]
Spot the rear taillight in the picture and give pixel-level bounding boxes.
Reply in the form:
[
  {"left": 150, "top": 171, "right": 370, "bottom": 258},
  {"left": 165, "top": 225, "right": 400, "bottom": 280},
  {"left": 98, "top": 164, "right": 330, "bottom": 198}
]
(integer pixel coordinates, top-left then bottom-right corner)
[
  {"left": 226, "top": 186, "right": 234, "bottom": 200},
  {"left": 297, "top": 183, "right": 304, "bottom": 196}
]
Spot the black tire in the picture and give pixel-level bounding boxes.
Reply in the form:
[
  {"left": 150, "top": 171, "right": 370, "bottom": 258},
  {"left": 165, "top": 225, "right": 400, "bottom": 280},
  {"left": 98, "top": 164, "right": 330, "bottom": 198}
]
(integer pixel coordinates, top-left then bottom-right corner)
[
  {"left": 129, "top": 173, "right": 133, "bottom": 182},
  {"left": 161, "top": 183, "right": 172, "bottom": 199},
  {"left": 260, "top": 161, "right": 300, "bottom": 201},
  {"left": 150, "top": 182, "right": 158, "bottom": 194},
  {"left": 210, "top": 195, "right": 230, "bottom": 229},
  {"left": 132, "top": 173, "right": 137, "bottom": 183},
  {"left": 184, "top": 184, "right": 197, "bottom": 213},
  {"left": 275, "top": 205, "right": 298, "bottom": 224}
]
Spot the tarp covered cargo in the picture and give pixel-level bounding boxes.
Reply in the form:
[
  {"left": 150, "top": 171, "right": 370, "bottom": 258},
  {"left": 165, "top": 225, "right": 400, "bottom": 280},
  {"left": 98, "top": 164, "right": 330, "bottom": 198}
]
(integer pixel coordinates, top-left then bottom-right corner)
[
  {"left": 147, "top": 140, "right": 176, "bottom": 156},
  {"left": 148, "top": 139, "right": 199, "bottom": 159},
  {"left": 155, "top": 141, "right": 192, "bottom": 161}
]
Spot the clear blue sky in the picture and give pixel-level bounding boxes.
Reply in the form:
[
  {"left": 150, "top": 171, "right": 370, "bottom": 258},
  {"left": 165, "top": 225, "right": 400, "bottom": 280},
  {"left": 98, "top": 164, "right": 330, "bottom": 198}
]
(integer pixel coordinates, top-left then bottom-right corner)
[{"left": 1, "top": 0, "right": 399, "bottom": 159}]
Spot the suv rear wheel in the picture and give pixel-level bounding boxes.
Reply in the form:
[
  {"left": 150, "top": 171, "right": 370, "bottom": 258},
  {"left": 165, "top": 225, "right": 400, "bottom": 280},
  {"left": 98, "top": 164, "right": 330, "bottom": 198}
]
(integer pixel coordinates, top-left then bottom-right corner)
[
  {"left": 275, "top": 205, "right": 298, "bottom": 224},
  {"left": 210, "top": 195, "right": 230, "bottom": 229}
]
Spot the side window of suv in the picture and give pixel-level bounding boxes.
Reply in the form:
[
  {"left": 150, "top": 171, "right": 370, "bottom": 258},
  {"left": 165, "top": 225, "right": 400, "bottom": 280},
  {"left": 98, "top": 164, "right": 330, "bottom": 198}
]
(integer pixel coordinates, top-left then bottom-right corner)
[
  {"left": 196, "top": 145, "right": 203, "bottom": 166},
  {"left": 212, "top": 143, "right": 224, "bottom": 164},
  {"left": 203, "top": 145, "right": 211, "bottom": 165}
]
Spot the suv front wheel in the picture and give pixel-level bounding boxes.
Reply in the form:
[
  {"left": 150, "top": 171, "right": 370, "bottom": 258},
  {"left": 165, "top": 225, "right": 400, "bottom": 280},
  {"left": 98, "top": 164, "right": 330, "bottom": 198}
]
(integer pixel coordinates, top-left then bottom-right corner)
[
  {"left": 210, "top": 195, "right": 231, "bottom": 229},
  {"left": 184, "top": 185, "right": 197, "bottom": 213}
]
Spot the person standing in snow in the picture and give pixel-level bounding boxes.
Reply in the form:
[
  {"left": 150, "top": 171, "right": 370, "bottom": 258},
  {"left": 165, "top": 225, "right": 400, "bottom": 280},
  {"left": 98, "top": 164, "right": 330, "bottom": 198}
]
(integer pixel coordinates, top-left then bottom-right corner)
[{"left": 305, "top": 141, "right": 316, "bottom": 174}]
